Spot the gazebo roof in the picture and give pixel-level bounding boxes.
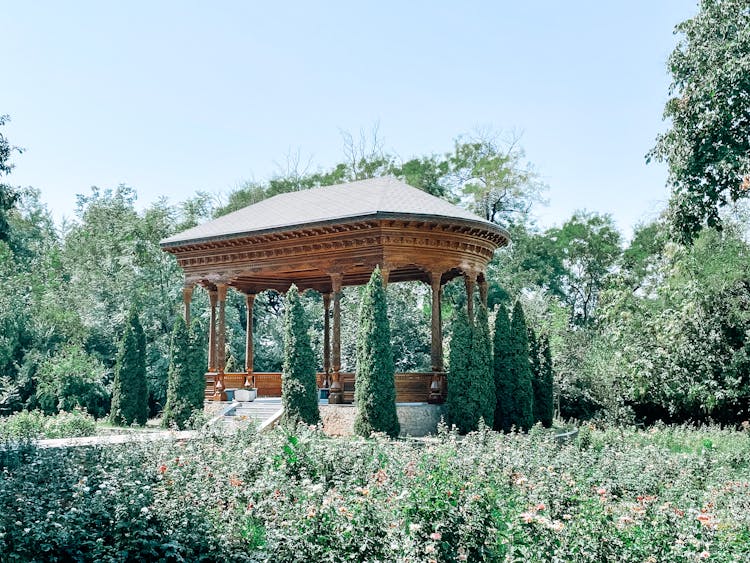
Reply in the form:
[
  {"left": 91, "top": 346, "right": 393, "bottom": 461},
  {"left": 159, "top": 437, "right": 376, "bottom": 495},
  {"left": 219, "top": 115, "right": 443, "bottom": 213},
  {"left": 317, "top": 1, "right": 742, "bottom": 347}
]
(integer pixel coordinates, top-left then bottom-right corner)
[{"left": 161, "top": 176, "right": 505, "bottom": 247}]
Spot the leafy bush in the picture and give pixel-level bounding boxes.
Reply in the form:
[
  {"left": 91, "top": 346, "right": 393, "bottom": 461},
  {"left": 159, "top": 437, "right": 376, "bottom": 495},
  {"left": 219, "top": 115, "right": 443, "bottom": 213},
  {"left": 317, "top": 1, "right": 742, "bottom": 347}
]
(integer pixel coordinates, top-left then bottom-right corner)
[
  {"left": 35, "top": 344, "right": 109, "bottom": 418},
  {"left": 0, "top": 409, "right": 96, "bottom": 440}
]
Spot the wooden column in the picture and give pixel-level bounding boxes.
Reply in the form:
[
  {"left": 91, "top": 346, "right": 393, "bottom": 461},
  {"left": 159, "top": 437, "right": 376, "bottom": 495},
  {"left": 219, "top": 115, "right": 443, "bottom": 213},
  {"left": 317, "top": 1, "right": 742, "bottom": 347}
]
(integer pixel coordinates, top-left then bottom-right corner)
[
  {"left": 244, "top": 292, "right": 256, "bottom": 389},
  {"left": 208, "top": 289, "right": 218, "bottom": 372},
  {"left": 429, "top": 271, "right": 444, "bottom": 403},
  {"left": 465, "top": 272, "right": 477, "bottom": 320},
  {"left": 182, "top": 285, "right": 193, "bottom": 327},
  {"left": 323, "top": 293, "right": 331, "bottom": 388},
  {"left": 213, "top": 283, "right": 228, "bottom": 401},
  {"left": 479, "top": 276, "right": 489, "bottom": 308},
  {"left": 381, "top": 267, "right": 390, "bottom": 288},
  {"left": 328, "top": 273, "right": 344, "bottom": 404}
]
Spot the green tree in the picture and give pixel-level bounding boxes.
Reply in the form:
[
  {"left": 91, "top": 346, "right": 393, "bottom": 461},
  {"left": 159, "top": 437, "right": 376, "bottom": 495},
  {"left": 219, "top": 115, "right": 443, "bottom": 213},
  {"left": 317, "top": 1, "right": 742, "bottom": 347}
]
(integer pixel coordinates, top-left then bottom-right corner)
[
  {"left": 509, "top": 301, "right": 534, "bottom": 431},
  {"left": 528, "top": 326, "right": 543, "bottom": 424},
  {"left": 474, "top": 304, "right": 495, "bottom": 427},
  {"left": 649, "top": 0, "right": 750, "bottom": 243},
  {"left": 492, "top": 304, "right": 514, "bottom": 432},
  {"left": 538, "top": 334, "right": 555, "bottom": 428},
  {"left": 110, "top": 310, "right": 148, "bottom": 426},
  {"left": 162, "top": 316, "right": 206, "bottom": 429},
  {"left": 281, "top": 285, "right": 320, "bottom": 427},
  {"left": 449, "top": 133, "right": 545, "bottom": 225},
  {"left": 545, "top": 211, "right": 622, "bottom": 325},
  {"left": 447, "top": 308, "right": 473, "bottom": 433},
  {"left": 353, "top": 268, "right": 400, "bottom": 438},
  {"left": 0, "top": 115, "right": 21, "bottom": 244},
  {"left": 447, "top": 304, "right": 494, "bottom": 433}
]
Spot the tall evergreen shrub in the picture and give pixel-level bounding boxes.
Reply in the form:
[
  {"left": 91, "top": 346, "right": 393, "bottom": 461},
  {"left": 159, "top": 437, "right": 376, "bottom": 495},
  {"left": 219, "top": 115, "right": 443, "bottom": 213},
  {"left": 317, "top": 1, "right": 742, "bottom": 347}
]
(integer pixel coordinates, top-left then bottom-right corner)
[
  {"left": 509, "top": 301, "right": 534, "bottom": 431},
  {"left": 281, "top": 285, "right": 320, "bottom": 427},
  {"left": 162, "top": 316, "right": 206, "bottom": 429},
  {"left": 354, "top": 268, "right": 400, "bottom": 438},
  {"left": 538, "top": 334, "right": 555, "bottom": 427},
  {"left": 110, "top": 309, "right": 148, "bottom": 426},
  {"left": 447, "top": 305, "right": 494, "bottom": 433},
  {"left": 474, "top": 305, "right": 495, "bottom": 427},
  {"left": 493, "top": 304, "right": 514, "bottom": 432},
  {"left": 529, "top": 326, "right": 543, "bottom": 425}
]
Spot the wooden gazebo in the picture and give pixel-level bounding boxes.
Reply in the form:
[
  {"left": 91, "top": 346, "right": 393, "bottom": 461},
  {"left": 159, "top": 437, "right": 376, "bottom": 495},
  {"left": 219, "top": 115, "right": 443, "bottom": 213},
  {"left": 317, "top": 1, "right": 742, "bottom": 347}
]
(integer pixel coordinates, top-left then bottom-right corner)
[{"left": 160, "top": 177, "right": 509, "bottom": 404}]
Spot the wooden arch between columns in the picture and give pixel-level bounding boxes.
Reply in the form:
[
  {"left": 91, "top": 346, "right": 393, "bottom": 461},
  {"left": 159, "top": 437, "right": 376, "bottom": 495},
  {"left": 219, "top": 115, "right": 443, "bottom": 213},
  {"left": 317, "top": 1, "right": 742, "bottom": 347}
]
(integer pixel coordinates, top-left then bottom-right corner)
[{"left": 167, "top": 216, "right": 508, "bottom": 403}]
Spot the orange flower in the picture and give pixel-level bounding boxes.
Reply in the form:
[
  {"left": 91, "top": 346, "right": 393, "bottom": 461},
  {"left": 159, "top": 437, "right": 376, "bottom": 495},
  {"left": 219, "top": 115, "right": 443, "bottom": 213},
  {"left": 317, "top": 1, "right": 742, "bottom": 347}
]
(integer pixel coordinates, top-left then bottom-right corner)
[{"left": 158, "top": 464, "right": 167, "bottom": 474}]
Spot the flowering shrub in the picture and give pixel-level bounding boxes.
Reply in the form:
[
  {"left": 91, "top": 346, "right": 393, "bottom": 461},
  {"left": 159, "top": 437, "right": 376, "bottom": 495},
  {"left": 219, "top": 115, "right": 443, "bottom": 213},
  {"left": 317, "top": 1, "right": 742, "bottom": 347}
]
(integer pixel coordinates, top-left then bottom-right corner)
[{"left": 1, "top": 423, "right": 749, "bottom": 561}]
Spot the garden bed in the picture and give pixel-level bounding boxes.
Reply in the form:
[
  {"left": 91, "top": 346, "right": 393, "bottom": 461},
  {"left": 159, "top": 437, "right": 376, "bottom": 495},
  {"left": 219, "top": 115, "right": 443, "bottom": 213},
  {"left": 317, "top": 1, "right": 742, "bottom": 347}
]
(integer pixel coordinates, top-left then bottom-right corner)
[{"left": 1, "top": 424, "right": 749, "bottom": 561}]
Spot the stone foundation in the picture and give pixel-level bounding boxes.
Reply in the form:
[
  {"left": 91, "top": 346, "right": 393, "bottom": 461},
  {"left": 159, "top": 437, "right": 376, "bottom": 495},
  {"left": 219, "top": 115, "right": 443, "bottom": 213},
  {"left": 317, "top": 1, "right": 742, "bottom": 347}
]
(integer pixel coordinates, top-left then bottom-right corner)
[{"left": 320, "top": 403, "right": 446, "bottom": 437}]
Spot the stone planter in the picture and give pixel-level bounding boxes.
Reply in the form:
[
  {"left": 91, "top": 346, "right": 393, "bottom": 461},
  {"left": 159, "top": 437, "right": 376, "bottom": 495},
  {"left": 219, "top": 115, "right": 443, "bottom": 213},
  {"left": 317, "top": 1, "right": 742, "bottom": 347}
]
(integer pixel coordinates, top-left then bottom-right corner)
[{"left": 235, "top": 388, "right": 257, "bottom": 402}]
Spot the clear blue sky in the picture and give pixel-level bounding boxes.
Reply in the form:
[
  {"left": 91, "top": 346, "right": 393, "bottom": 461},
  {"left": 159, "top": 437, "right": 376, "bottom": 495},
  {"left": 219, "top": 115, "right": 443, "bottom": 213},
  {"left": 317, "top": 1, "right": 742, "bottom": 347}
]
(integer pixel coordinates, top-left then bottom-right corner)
[{"left": 2, "top": 1, "right": 697, "bottom": 236}]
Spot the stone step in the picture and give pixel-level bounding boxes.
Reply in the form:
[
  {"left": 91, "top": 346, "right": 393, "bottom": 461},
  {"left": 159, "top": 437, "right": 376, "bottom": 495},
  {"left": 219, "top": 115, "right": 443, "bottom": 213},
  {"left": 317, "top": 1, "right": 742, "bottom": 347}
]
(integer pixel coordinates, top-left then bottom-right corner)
[{"left": 234, "top": 409, "right": 280, "bottom": 418}]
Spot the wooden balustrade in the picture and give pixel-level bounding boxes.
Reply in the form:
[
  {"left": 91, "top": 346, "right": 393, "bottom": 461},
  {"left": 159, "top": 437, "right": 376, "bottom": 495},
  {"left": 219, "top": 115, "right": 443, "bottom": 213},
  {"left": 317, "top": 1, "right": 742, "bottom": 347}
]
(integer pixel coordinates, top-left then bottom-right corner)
[{"left": 204, "top": 372, "right": 447, "bottom": 403}]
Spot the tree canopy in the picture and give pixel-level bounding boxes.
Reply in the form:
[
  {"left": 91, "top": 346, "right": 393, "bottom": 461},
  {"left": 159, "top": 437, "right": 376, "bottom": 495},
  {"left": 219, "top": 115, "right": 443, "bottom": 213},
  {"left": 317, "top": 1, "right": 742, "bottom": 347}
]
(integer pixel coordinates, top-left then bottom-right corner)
[{"left": 649, "top": 0, "right": 750, "bottom": 243}]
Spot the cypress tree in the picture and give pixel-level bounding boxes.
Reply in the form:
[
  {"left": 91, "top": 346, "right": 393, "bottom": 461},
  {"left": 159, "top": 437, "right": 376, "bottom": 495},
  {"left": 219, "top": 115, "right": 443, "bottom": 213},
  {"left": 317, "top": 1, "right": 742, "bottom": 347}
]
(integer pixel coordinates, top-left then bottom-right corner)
[
  {"left": 447, "top": 307, "right": 474, "bottom": 433},
  {"left": 281, "top": 285, "right": 320, "bottom": 427},
  {"left": 354, "top": 267, "right": 400, "bottom": 438},
  {"left": 529, "top": 326, "right": 543, "bottom": 425},
  {"left": 162, "top": 316, "right": 206, "bottom": 429},
  {"left": 538, "top": 334, "right": 555, "bottom": 428},
  {"left": 110, "top": 309, "right": 148, "bottom": 426},
  {"left": 474, "top": 304, "right": 495, "bottom": 427},
  {"left": 509, "top": 301, "right": 534, "bottom": 431},
  {"left": 493, "top": 304, "right": 514, "bottom": 432},
  {"left": 447, "top": 305, "right": 494, "bottom": 433}
]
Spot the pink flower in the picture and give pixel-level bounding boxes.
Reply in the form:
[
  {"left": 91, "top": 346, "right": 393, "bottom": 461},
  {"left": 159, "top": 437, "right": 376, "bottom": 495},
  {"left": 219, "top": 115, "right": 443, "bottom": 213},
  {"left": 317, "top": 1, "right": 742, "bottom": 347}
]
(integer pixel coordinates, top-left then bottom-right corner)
[
  {"left": 430, "top": 532, "right": 442, "bottom": 541},
  {"left": 536, "top": 503, "right": 546, "bottom": 511},
  {"left": 699, "top": 551, "right": 710, "bottom": 559}
]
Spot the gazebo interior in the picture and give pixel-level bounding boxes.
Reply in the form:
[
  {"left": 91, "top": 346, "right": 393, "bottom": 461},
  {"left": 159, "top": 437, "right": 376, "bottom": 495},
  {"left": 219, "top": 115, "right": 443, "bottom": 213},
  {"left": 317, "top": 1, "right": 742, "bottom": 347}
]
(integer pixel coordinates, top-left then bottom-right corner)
[{"left": 160, "top": 177, "right": 509, "bottom": 404}]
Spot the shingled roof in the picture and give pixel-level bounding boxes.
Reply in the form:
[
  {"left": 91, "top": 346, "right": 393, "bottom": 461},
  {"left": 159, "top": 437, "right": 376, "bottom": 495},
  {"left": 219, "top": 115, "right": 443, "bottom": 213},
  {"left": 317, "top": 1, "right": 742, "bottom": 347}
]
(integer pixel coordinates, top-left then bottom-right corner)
[{"left": 161, "top": 176, "right": 505, "bottom": 247}]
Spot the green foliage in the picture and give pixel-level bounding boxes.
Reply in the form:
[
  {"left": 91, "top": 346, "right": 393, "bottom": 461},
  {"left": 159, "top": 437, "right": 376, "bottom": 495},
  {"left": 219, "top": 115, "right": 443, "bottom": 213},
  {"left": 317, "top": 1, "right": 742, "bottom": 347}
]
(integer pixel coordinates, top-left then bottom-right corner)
[
  {"left": 0, "top": 114, "right": 21, "bottom": 245},
  {"left": 162, "top": 316, "right": 206, "bottom": 429},
  {"left": 529, "top": 327, "right": 543, "bottom": 423},
  {"left": 474, "top": 305, "right": 495, "bottom": 427},
  {"left": 493, "top": 304, "right": 514, "bottom": 432},
  {"left": 2, "top": 424, "right": 750, "bottom": 561},
  {"left": 281, "top": 285, "right": 320, "bottom": 427},
  {"left": 450, "top": 133, "right": 546, "bottom": 224},
  {"left": 35, "top": 344, "right": 109, "bottom": 419},
  {"left": 110, "top": 310, "right": 148, "bottom": 426},
  {"left": 602, "top": 225, "right": 750, "bottom": 423},
  {"left": 354, "top": 268, "right": 400, "bottom": 438},
  {"left": 508, "top": 301, "right": 534, "bottom": 431},
  {"left": 447, "top": 304, "right": 494, "bottom": 433},
  {"left": 545, "top": 211, "right": 622, "bottom": 325},
  {"left": 0, "top": 409, "right": 96, "bottom": 440},
  {"left": 649, "top": 0, "right": 750, "bottom": 243},
  {"left": 537, "top": 334, "right": 555, "bottom": 428}
]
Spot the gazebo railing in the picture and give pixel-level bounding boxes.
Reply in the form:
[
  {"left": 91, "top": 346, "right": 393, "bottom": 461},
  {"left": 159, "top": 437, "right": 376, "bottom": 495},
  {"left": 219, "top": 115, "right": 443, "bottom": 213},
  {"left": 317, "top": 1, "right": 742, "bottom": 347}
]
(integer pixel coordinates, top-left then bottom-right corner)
[{"left": 204, "top": 372, "right": 447, "bottom": 404}]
